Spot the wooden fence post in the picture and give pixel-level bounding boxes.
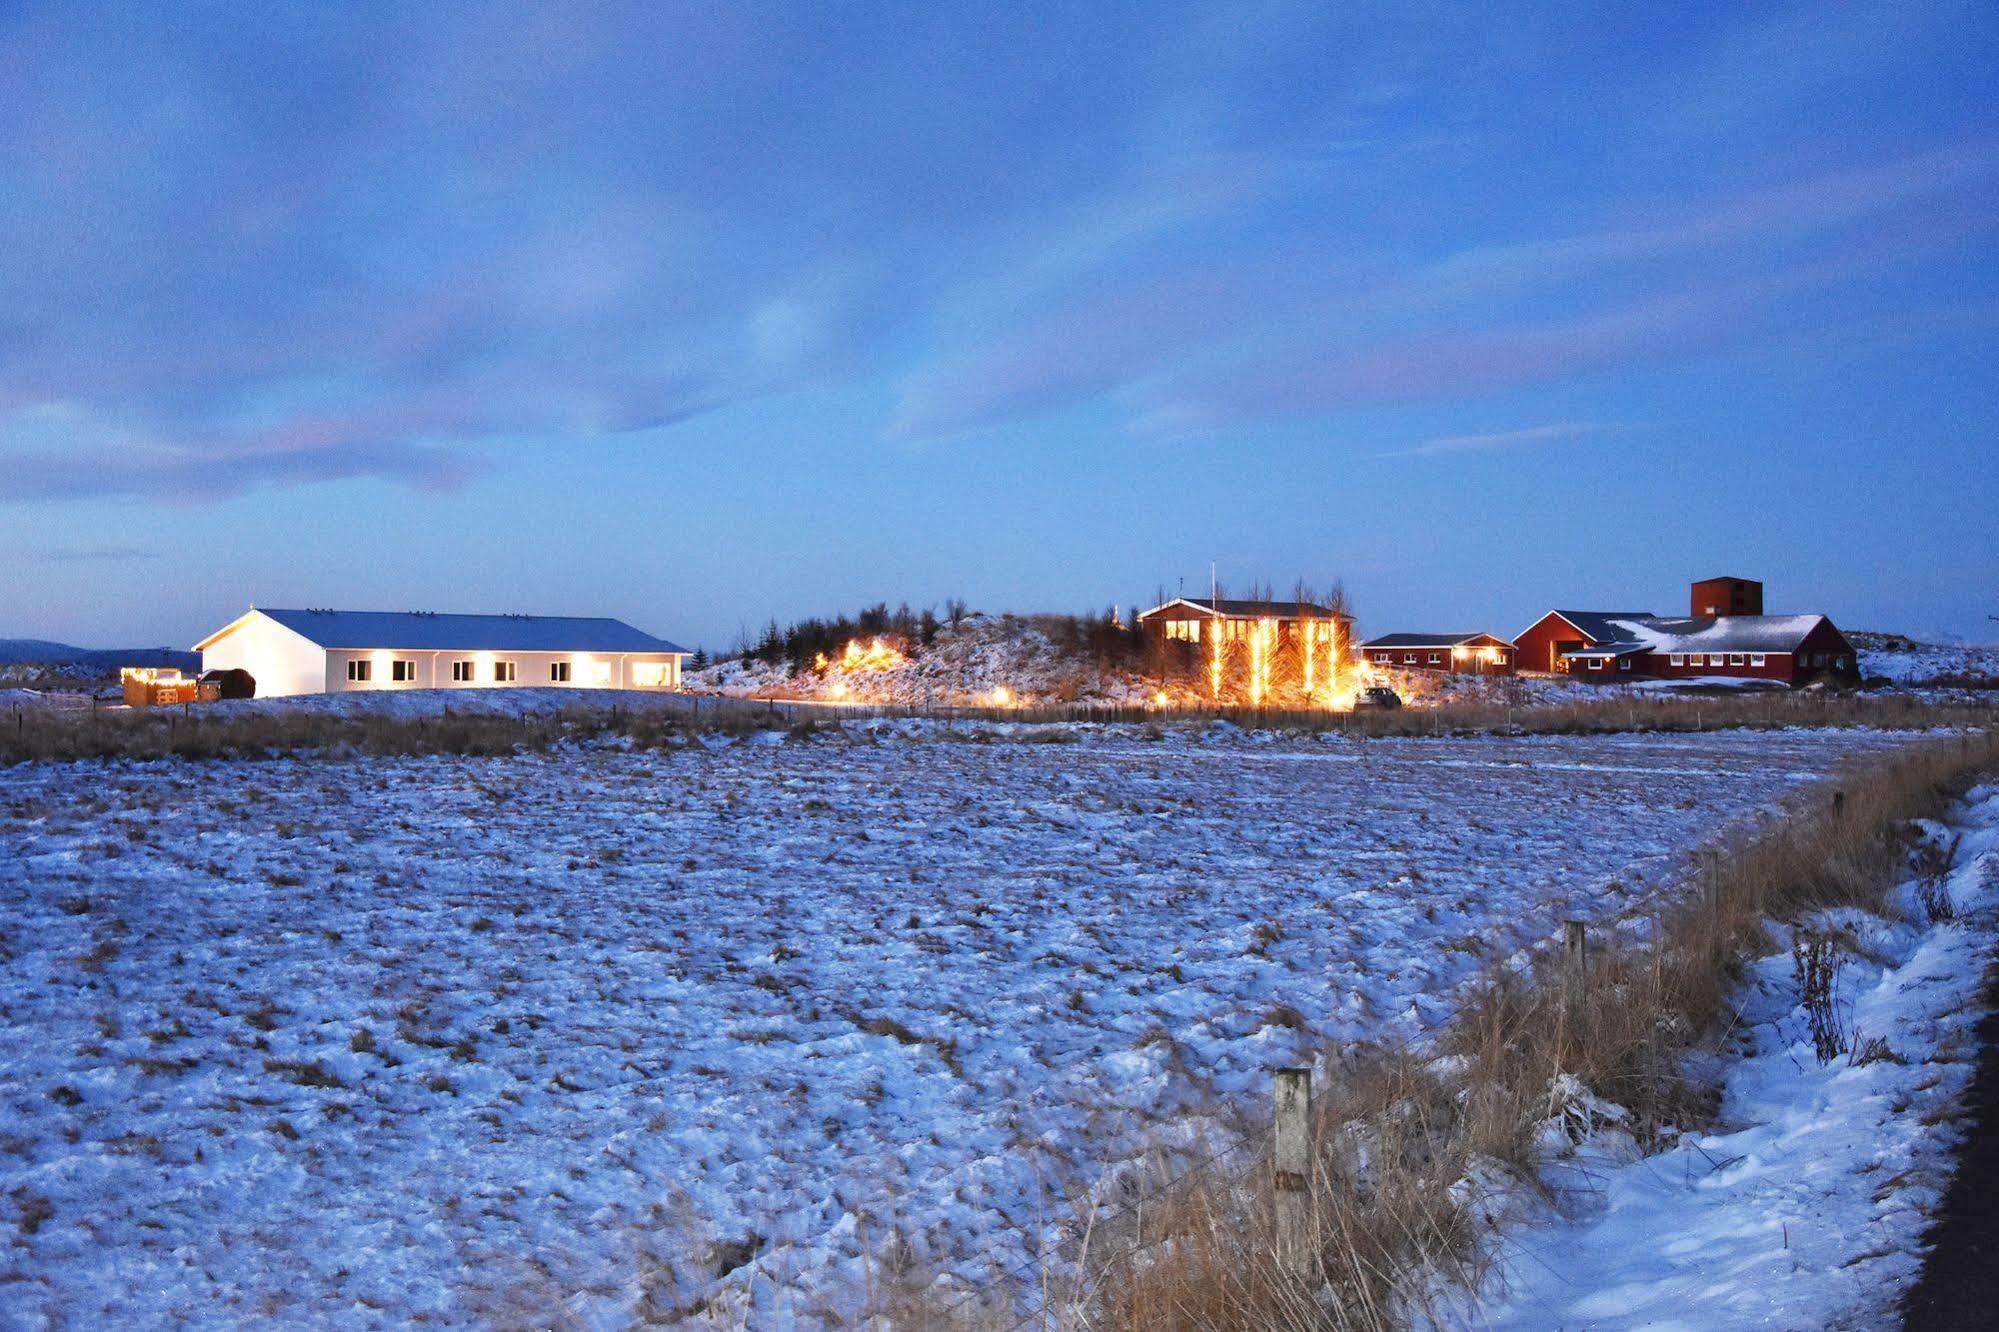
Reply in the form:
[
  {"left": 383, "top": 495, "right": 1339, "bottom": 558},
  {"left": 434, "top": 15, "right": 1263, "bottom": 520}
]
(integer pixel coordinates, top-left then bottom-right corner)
[
  {"left": 1273, "top": 1067, "right": 1312, "bottom": 1275},
  {"left": 1832, "top": 789, "right": 1845, "bottom": 817},
  {"left": 1562, "top": 920, "right": 1588, "bottom": 1015}
]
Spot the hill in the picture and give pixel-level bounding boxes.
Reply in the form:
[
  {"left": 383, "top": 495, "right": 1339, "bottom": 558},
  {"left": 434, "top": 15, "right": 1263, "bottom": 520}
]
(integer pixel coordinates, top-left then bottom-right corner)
[{"left": 0, "top": 639, "right": 200, "bottom": 684}]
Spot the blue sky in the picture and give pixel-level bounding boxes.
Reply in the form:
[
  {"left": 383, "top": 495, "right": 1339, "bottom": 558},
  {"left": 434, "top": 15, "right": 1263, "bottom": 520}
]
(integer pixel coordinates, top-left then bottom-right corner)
[{"left": 3, "top": 1, "right": 1995, "bottom": 650}]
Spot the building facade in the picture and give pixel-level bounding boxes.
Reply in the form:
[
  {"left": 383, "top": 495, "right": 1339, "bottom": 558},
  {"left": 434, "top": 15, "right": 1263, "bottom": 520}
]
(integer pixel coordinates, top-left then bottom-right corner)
[
  {"left": 194, "top": 608, "right": 689, "bottom": 699},
  {"left": 1513, "top": 583, "right": 1856, "bottom": 686},
  {"left": 1360, "top": 633, "right": 1516, "bottom": 676},
  {"left": 1136, "top": 596, "right": 1354, "bottom": 704}
]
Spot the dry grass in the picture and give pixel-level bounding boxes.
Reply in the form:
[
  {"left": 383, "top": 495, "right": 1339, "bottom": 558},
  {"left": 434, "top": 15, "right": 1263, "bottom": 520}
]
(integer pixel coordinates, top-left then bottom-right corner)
[
  {"left": 3, "top": 690, "right": 1990, "bottom": 766},
  {"left": 0, "top": 699, "right": 796, "bottom": 765},
  {"left": 950, "top": 727, "right": 1999, "bottom": 1331}
]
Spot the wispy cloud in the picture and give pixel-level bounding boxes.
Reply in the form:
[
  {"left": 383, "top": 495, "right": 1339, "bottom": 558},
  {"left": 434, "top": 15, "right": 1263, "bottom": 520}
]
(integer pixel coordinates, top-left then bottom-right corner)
[
  {"left": 1372, "top": 422, "right": 1607, "bottom": 460},
  {"left": 38, "top": 546, "right": 165, "bottom": 562},
  {"left": 0, "top": 402, "right": 482, "bottom": 505}
]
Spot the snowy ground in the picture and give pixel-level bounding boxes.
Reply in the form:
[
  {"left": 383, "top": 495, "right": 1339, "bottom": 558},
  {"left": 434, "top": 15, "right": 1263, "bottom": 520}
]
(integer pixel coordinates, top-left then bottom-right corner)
[
  {"left": 1470, "top": 783, "right": 1999, "bottom": 1330},
  {"left": 0, "top": 726, "right": 1925, "bottom": 1326},
  {"left": 692, "top": 611, "right": 1162, "bottom": 707},
  {"left": 1853, "top": 632, "right": 1999, "bottom": 686}
]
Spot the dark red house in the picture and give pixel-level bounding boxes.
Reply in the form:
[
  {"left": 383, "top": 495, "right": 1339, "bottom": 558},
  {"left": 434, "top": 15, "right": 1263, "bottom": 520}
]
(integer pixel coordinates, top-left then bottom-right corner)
[
  {"left": 1360, "top": 633, "right": 1516, "bottom": 676},
  {"left": 1514, "top": 580, "right": 1857, "bottom": 686}
]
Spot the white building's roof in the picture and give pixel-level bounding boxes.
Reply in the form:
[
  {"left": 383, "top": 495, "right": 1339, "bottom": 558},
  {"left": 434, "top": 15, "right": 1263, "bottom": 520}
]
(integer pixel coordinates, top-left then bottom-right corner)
[{"left": 202, "top": 608, "right": 688, "bottom": 655}]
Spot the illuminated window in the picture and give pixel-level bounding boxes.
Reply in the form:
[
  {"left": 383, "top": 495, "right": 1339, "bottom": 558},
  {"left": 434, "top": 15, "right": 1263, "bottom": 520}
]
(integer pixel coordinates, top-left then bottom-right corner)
[
  {"left": 452, "top": 661, "right": 474, "bottom": 682},
  {"left": 346, "top": 660, "right": 372, "bottom": 682},
  {"left": 493, "top": 660, "right": 517, "bottom": 682},
  {"left": 391, "top": 660, "right": 417, "bottom": 682},
  {"left": 1165, "top": 620, "right": 1202, "bottom": 643},
  {"left": 631, "top": 660, "right": 671, "bottom": 688},
  {"left": 550, "top": 661, "right": 571, "bottom": 683}
]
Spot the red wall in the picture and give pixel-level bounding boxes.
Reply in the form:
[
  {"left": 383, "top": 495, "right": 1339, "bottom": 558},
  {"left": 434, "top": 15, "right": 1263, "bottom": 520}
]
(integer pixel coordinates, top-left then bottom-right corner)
[
  {"left": 1363, "top": 638, "right": 1516, "bottom": 676},
  {"left": 1641, "top": 649, "right": 1797, "bottom": 683},
  {"left": 1690, "top": 578, "right": 1764, "bottom": 617},
  {"left": 1514, "top": 613, "right": 1594, "bottom": 673}
]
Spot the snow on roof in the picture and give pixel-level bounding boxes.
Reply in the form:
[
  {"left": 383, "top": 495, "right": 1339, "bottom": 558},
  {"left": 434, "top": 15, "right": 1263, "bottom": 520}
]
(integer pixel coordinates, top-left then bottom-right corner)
[
  {"left": 1605, "top": 615, "right": 1829, "bottom": 654},
  {"left": 240, "top": 608, "right": 688, "bottom": 655},
  {"left": 1361, "top": 633, "right": 1508, "bottom": 650},
  {"left": 1545, "top": 610, "right": 1658, "bottom": 642},
  {"left": 1561, "top": 643, "right": 1650, "bottom": 659}
]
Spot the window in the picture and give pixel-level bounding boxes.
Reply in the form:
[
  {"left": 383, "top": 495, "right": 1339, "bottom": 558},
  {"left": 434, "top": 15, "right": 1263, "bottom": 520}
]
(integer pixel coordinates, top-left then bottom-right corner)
[
  {"left": 632, "top": 660, "right": 672, "bottom": 688},
  {"left": 1427, "top": 653, "right": 1441, "bottom": 664},
  {"left": 391, "top": 660, "right": 417, "bottom": 682},
  {"left": 493, "top": 660, "right": 516, "bottom": 682},
  {"left": 1750, "top": 654, "right": 1766, "bottom": 667},
  {"left": 1587, "top": 659, "right": 1603, "bottom": 671},
  {"left": 1617, "top": 657, "right": 1632, "bottom": 671},
  {"left": 346, "top": 659, "right": 372, "bottom": 682},
  {"left": 452, "top": 661, "right": 474, "bottom": 682},
  {"left": 1165, "top": 619, "right": 1202, "bottom": 642},
  {"left": 1727, "top": 654, "right": 1745, "bottom": 666},
  {"left": 550, "top": 661, "right": 572, "bottom": 683},
  {"left": 1669, "top": 654, "right": 1685, "bottom": 666}
]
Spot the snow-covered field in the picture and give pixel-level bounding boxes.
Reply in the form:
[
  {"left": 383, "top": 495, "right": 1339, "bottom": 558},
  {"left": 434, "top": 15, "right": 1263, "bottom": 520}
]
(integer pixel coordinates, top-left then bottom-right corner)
[
  {"left": 1472, "top": 783, "right": 1999, "bottom": 1329},
  {"left": 0, "top": 726, "right": 1926, "bottom": 1325},
  {"left": 1854, "top": 632, "right": 1999, "bottom": 686}
]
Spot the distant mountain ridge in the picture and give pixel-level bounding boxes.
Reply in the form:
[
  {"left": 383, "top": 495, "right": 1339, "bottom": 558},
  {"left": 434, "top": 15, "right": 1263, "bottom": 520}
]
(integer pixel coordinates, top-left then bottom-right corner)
[{"left": 0, "top": 639, "right": 199, "bottom": 673}]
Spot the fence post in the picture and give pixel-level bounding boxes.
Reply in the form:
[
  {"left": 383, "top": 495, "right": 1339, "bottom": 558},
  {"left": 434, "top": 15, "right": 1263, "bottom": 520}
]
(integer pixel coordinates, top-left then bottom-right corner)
[
  {"left": 1832, "top": 789, "right": 1845, "bottom": 817},
  {"left": 1562, "top": 920, "right": 1588, "bottom": 1015},
  {"left": 1273, "top": 1067, "right": 1313, "bottom": 1275}
]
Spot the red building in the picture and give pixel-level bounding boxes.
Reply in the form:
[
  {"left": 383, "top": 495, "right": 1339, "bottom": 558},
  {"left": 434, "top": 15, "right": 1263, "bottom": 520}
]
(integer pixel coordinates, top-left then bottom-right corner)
[
  {"left": 1513, "top": 580, "right": 1857, "bottom": 686},
  {"left": 1360, "top": 633, "right": 1516, "bottom": 676}
]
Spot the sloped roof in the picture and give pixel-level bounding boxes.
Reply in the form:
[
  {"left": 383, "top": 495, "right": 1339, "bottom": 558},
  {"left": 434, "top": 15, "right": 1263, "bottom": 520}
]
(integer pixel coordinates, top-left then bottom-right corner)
[
  {"left": 1140, "top": 597, "right": 1350, "bottom": 620},
  {"left": 1543, "top": 610, "right": 1658, "bottom": 642},
  {"left": 1361, "top": 633, "right": 1510, "bottom": 650},
  {"left": 1605, "top": 615, "right": 1830, "bottom": 654},
  {"left": 218, "top": 608, "right": 687, "bottom": 654},
  {"left": 1560, "top": 643, "right": 1651, "bottom": 660}
]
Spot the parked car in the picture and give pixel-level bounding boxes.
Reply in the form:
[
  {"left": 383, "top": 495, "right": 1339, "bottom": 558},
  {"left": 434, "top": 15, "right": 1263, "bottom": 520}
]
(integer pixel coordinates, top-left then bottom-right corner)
[{"left": 1352, "top": 685, "right": 1402, "bottom": 711}]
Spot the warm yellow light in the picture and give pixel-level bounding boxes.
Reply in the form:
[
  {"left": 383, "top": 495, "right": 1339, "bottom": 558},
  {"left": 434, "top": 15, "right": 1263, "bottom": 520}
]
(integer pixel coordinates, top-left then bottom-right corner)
[
  {"left": 991, "top": 686, "right": 1013, "bottom": 706},
  {"left": 830, "top": 682, "right": 850, "bottom": 700},
  {"left": 1153, "top": 690, "right": 1170, "bottom": 706},
  {"left": 1453, "top": 646, "right": 1469, "bottom": 660},
  {"left": 632, "top": 660, "right": 669, "bottom": 688},
  {"left": 840, "top": 637, "right": 905, "bottom": 671}
]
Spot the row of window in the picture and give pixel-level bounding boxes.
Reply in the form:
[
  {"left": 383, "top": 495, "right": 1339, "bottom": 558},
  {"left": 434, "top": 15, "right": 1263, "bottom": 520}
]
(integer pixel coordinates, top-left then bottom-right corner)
[
  {"left": 346, "top": 659, "right": 540, "bottom": 683},
  {"left": 1369, "top": 650, "right": 1510, "bottom": 666},
  {"left": 1669, "top": 652, "right": 1767, "bottom": 668}
]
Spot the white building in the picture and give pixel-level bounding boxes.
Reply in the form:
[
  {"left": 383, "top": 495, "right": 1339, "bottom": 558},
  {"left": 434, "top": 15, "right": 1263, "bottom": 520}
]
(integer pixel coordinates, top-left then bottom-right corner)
[{"left": 193, "top": 607, "right": 690, "bottom": 699}]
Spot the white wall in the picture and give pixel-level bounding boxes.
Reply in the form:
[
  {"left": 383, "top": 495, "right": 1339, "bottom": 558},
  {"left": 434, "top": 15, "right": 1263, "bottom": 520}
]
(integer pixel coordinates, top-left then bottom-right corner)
[
  {"left": 321, "top": 649, "right": 683, "bottom": 693},
  {"left": 199, "top": 613, "right": 327, "bottom": 698}
]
